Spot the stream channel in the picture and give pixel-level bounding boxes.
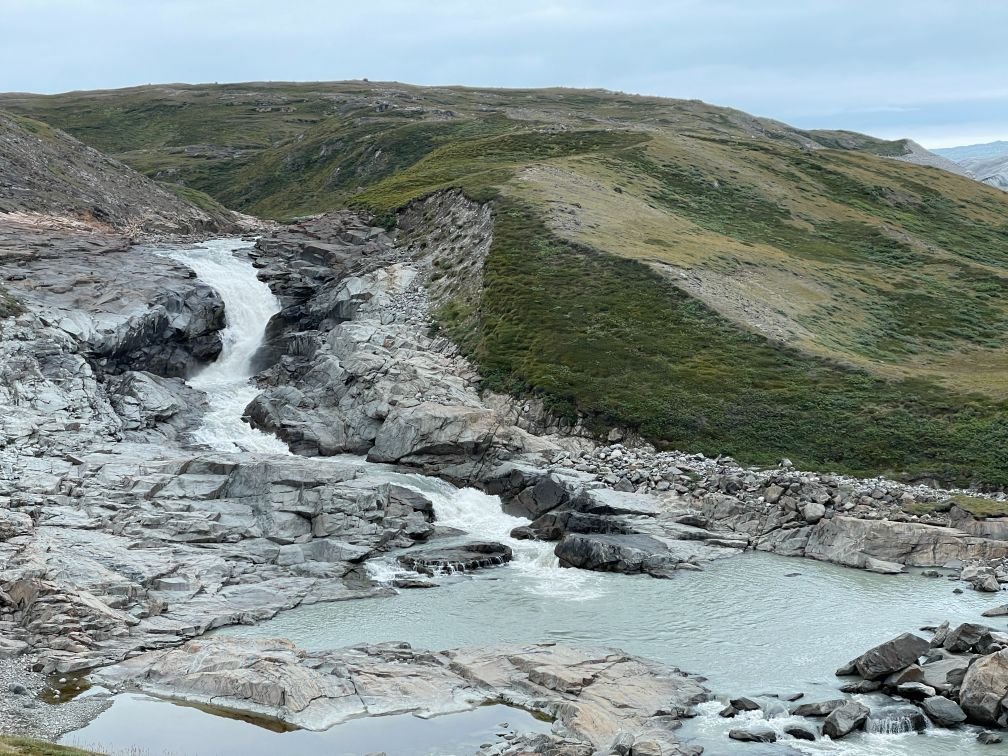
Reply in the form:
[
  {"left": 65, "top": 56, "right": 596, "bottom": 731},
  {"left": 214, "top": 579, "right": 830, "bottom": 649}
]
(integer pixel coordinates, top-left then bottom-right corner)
[{"left": 59, "top": 239, "right": 1003, "bottom": 756}]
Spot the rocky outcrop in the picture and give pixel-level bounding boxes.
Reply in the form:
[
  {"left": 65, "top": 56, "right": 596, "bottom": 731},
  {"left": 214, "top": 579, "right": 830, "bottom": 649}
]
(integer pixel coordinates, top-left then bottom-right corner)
[
  {"left": 93, "top": 636, "right": 709, "bottom": 753},
  {"left": 245, "top": 195, "right": 562, "bottom": 478},
  {"left": 0, "top": 448, "right": 444, "bottom": 673},
  {"left": 0, "top": 234, "right": 226, "bottom": 378}
]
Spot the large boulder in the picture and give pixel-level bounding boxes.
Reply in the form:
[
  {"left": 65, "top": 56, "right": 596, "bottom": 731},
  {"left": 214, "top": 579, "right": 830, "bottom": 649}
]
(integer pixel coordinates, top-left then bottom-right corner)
[
  {"left": 960, "top": 648, "right": 1008, "bottom": 725},
  {"left": 849, "top": 633, "right": 930, "bottom": 680},
  {"left": 554, "top": 533, "right": 724, "bottom": 578}
]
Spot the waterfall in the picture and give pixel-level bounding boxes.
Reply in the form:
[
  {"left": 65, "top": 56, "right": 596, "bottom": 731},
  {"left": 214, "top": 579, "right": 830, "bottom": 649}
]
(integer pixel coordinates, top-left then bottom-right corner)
[
  {"left": 170, "top": 239, "right": 599, "bottom": 598},
  {"left": 168, "top": 239, "right": 290, "bottom": 454}
]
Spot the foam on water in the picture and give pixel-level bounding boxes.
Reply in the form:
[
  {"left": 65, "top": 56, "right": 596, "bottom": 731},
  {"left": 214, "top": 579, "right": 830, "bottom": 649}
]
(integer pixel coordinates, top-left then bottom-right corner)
[{"left": 167, "top": 239, "right": 290, "bottom": 454}]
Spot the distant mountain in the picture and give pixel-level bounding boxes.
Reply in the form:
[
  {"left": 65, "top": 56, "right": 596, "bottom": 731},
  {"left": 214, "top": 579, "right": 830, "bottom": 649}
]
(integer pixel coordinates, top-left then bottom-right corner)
[
  {"left": 933, "top": 140, "right": 1008, "bottom": 162},
  {"left": 933, "top": 140, "right": 1008, "bottom": 191}
]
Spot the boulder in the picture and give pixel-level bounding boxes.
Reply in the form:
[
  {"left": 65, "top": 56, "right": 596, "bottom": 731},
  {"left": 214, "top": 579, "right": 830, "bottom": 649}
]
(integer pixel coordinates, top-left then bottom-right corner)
[
  {"left": 944, "top": 623, "right": 998, "bottom": 654},
  {"left": 981, "top": 604, "right": 1008, "bottom": 618},
  {"left": 728, "top": 728, "right": 776, "bottom": 743},
  {"left": 919, "top": 696, "right": 967, "bottom": 727},
  {"left": 851, "top": 633, "right": 930, "bottom": 680},
  {"left": 822, "top": 701, "right": 869, "bottom": 739},
  {"left": 784, "top": 725, "right": 815, "bottom": 741},
  {"left": 959, "top": 648, "right": 1008, "bottom": 724},
  {"left": 791, "top": 699, "right": 844, "bottom": 717}
]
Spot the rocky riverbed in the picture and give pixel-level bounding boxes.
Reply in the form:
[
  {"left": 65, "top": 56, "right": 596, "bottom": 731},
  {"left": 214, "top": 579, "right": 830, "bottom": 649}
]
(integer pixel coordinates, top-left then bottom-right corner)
[{"left": 3, "top": 194, "right": 1008, "bottom": 753}]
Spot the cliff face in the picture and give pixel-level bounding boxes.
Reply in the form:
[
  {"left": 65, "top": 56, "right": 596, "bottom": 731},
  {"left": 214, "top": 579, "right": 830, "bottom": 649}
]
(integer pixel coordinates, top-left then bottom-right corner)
[{"left": 0, "top": 110, "right": 239, "bottom": 234}]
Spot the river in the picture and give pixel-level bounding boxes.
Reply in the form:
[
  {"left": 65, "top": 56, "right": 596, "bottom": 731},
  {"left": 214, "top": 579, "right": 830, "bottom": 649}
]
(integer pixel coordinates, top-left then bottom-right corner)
[{"left": 59, "top": 239, "right": 1001, "bottom": 755}]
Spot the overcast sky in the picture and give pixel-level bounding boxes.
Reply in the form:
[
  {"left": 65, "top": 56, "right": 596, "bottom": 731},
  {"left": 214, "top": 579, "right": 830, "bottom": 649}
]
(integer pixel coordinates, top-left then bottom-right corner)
[{"left": 4, "top": 0, "right": 1006, "bottom": 148}]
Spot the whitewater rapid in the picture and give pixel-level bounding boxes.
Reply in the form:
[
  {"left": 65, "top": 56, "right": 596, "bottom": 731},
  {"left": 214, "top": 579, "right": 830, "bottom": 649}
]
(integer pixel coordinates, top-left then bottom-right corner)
[
  {"left": 169, "top": 239, "right": 588, "bottom": 597},
  {"left": 169, "top": 239, "right": 290, "bottom": 454}
]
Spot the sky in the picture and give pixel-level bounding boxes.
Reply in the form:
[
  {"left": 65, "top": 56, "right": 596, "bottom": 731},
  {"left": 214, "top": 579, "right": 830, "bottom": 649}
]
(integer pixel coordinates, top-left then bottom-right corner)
[{"left": 3, "top": 0, "right": 1007, "bottom": 148}]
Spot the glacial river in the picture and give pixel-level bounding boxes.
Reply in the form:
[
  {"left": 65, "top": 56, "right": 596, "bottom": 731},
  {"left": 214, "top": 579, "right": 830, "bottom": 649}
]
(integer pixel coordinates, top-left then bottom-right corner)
[{"left": 60, "top": 239, "right": 1004, "bottom": 756}]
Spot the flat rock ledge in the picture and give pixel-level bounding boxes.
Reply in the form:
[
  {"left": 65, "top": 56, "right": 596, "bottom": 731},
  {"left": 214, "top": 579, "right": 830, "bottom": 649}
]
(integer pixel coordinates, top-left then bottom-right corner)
[{"left": 93, "top": 637, "right": 709, "bottom": 755}]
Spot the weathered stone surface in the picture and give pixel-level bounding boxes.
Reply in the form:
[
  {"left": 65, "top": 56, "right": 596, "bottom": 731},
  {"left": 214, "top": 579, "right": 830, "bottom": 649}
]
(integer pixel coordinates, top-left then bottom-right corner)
[
  {"left": 822, "top": 701, "right": 869, "bottom": 739},
  {"left": 852, "top": 633, "right": 930, "bottom": 680},
  {"left": 960, "top": 648, "right": 1008, "bottom": 724},
  {"left": 554, "top": 533, "right": 728, "bottom": 578},
  {"left": 920, "top": 695, "right": 967, "bottom": 727},
  {"left": 867, "top": 705, "right": 927, "bottom": 733},
  {"left": 791, "top": 699, "right": 844, "bottom": 717},
  {"left": 728, "top": 727, "right": 776, "bottom": 742},
  {"left": 94, "top": 637, "right": 710, "bottom": 748},
  {"left": 397, "top": 542, "right": 513, "bottom": 575}
]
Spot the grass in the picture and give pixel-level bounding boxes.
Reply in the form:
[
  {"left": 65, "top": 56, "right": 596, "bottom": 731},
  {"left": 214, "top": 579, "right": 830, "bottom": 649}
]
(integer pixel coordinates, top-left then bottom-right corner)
[
  {"left": 0, "top": 738, "right": 99, "bottom": 756},
  {"left": 435, "top": 199, "right": 1008, "bottom": 485},
  {"left": 904, "top": 494, "right": 1008, "bottom": 519},
  {"left": 5, "top": 82, "right": 1008, "bottom": 484}
]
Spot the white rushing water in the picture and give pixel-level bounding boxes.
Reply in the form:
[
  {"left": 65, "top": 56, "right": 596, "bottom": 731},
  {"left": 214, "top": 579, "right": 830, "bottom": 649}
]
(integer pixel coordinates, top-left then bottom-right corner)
[{"left": 168, "top": 239, "right": 290, "bottom": 454}]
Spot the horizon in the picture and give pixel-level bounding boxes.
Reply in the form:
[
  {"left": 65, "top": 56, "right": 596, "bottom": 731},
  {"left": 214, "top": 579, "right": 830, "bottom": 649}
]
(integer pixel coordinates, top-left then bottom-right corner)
[{"left": 4, "top": 0, "right": 1007, "bottom": 151}]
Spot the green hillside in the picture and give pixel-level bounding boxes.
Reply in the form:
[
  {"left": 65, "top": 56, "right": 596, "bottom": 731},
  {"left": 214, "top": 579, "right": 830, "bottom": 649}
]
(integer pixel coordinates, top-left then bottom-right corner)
[{"left": 6, "top": 82, "right": 1008, "bottom": 484}]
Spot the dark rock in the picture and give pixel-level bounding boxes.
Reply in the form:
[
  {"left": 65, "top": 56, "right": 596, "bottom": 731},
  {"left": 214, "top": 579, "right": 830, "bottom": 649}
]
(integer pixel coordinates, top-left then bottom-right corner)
[
  {"left": 852, "top": 632, "right": 930, "bottom": 680},
  {"left": 920, "top": 695, "right": 967, "bottom": 727},
  {"left": 839, "top": 679, "right": 881, "bottom": 694},
  {"left": 7, "top": 683, "right": 27, "bottom": 695},
  {"left": 978, "top": 730, "right": 1003, "bottom": 744},
  {"left": 784, "top": 725, "right": 815, "bottom": 741},
  {"left": 943, "top": 622, "right": 998, "bottom": 654},
  {"left": 397, "top": 542, "right": 512, "bottom": 576},
  {"left": 729, "top": 697, "right": 761, "bottom": 712},
  {"left": 822, "top": 701, "right": 870, "bottom": 739},
  {"left": 718, "top": 705, "right": 738, "bottom": 718},
  {"left": 791, "top": 699, "right": 844, "bottom": 717},
  {"left": 554, "top": 533, "right": 701, "bottom": 578},
  {"left": 728, "top": 728, "right": 777, "bottom": 743},
  {"left": 896, "top": 681, "right": 937, "bottom": 700}
]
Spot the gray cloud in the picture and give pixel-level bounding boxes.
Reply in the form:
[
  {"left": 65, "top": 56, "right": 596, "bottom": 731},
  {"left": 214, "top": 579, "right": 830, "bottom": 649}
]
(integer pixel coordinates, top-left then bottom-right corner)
[{"left": 3, "top": 0, "right": 1005, "bottom": 147}]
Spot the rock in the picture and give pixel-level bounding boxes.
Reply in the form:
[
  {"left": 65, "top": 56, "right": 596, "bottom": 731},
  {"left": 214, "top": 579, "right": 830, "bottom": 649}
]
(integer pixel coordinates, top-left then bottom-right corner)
[
  {"left": 919, "top": 696, "right": 967, "bottom": 727},
  {"left": 801, "top": 502, "right": 826, "bottom": 524},
  {"left": 959, "top": 648, "right": 1008, "bottom": 724},
  {"left": 728, "top": 728, "right": 777, "bottom": 743},
  {"left": 554, "top": 533, "right": 729, "bottom": 578},
  {"left": 7, "top": 683, "right": 27, "bottom": 695},
  {"left": 729, "top": 697, "right": 761, "bottom": 712},
  {"left": 718, "top": 705, "right": 738, "bottom": 718},
  {"left": 978, "top": 730, "right": 1003, "bottom": 744},
  {"left": 839, "top": 679, "right": 881, "bottom": 694},
  {"left": 94, "top": 637, "right": 711, "bottom": 748},
  {"left": 982, "top": 604, "right": 1008, "bottom": 617},
  {"left": 943, "top": 622, "right": 998, "bottom": 654},
  {"left": 397, "top": 542, "right": 513, "bottom": 576},
  {"left": 608, "top": 731, "right": 634, "bottom": 755},
  {"left": 895, "top": 681, "right": 936, "bottom": 700},
  {"left": 851, "top": 632, "right": 930, "bottom": 680},
  {"left": 822, "top": 701, "right": 870, "bottom": 739},
  {"left": 784, "top": 725, "right": 815, "bottom": 740},
  {"left": 791, "top": 699, "right": 844, "bottom": 717}
]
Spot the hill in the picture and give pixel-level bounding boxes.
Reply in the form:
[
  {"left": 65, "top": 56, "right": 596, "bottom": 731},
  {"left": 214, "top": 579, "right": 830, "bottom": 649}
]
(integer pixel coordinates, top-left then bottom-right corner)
[
  {"left": 5, "top": 82, "right": 1008, "bottom": 484},
  {"left": 0, "top": 109, "right": 238, "bottom": 233}
]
